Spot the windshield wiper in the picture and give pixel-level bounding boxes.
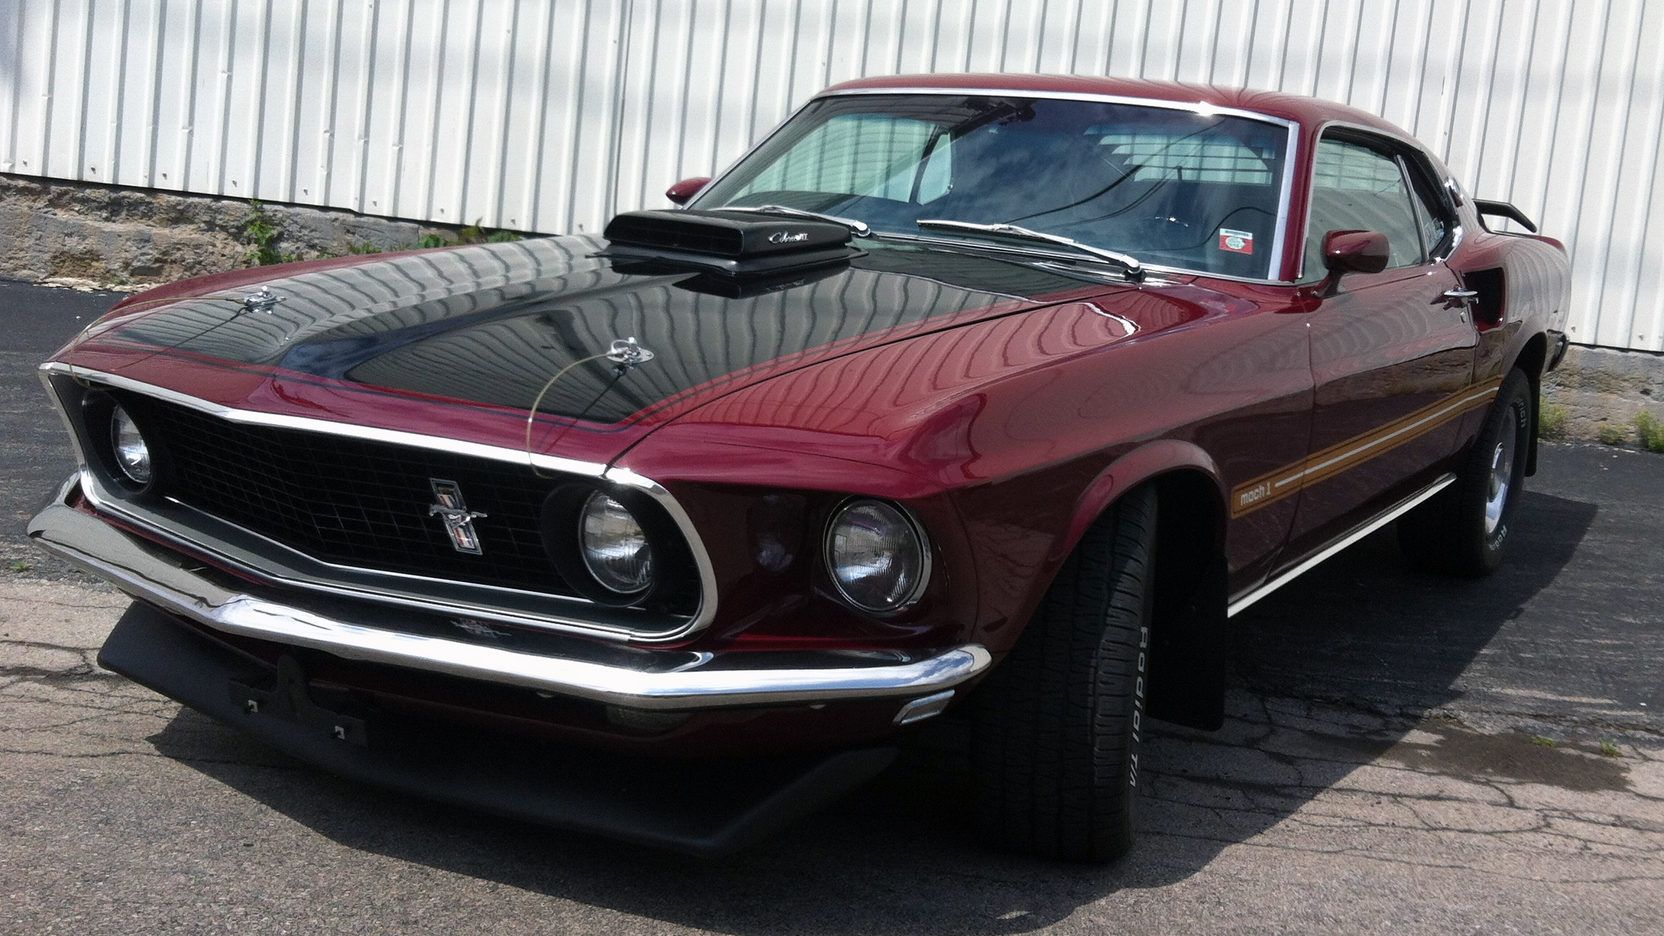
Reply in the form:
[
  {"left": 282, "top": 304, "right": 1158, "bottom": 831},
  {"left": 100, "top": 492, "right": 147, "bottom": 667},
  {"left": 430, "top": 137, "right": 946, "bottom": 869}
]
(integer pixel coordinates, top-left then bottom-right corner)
[
  {"left": 915, "top": 219, "right": 1144, "bottom": 281},
  {"left": 713, "top": 204, "right": 871, "bottom": 237}
]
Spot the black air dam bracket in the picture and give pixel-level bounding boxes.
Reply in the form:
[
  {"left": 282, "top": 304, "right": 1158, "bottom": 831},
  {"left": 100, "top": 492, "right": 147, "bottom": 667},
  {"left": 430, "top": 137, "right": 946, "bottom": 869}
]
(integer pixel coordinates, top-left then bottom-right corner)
[{"left": 98, "top": 601, "right": 897, "bottom": 856}]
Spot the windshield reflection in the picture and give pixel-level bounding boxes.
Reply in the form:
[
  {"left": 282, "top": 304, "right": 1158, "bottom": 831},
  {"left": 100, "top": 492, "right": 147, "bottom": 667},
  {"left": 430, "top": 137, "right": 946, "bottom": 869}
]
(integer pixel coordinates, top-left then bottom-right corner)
[{"left": 694, "top": 94, "right": 1290, "bottom": 280}]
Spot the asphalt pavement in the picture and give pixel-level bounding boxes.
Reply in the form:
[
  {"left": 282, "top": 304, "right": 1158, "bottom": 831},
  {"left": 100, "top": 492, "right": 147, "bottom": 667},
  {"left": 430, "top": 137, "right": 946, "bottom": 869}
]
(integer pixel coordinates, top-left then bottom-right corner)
[{"left": 2, "top": 280, "right": 1661, "bottom": 935}]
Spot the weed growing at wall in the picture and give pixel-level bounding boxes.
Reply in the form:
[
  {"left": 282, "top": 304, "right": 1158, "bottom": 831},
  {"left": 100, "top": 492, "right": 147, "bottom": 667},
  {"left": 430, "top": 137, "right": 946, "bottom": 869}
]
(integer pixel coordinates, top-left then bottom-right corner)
[
  {"left": 1595, "top": 424, "right": 1629, "bottom": 446},
  {"left": 1637, "top": 412, "right": 1664, "bottom": 453},
  {"left": 242, "top": 201, "right": 300, "bottom": 266},
  {"left": 1538, "top": 403, "right": 1570, "bottom": 441}
]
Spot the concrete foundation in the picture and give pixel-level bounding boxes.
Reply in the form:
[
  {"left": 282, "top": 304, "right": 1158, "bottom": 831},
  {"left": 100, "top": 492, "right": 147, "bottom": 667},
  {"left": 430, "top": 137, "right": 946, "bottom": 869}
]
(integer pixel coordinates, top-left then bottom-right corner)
[
  {"left": 0, "top": 174, "right": 473, "bottom": 288},
  {"left": 1543, "top": 345, "right": 1664, "bottom": 445}
]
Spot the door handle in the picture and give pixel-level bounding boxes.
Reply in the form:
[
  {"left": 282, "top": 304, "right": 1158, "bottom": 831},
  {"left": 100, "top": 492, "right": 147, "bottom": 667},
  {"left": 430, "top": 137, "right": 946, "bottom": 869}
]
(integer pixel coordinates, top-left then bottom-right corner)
[{"left": 1442, "top": 288, "right": 1478, "bottom": 323}]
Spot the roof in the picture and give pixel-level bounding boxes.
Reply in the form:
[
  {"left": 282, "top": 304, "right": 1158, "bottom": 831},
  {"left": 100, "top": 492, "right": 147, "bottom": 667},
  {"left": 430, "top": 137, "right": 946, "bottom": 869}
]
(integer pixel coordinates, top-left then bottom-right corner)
[{"left": 821, "top": 73, "right": 1405, "bottom": 136}]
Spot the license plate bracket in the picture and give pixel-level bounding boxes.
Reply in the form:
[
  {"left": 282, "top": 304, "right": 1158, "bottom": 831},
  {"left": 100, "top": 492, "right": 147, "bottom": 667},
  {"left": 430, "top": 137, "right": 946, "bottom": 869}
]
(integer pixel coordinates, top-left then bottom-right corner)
[{"left": 229, "top": 655, "right": 368, "bottom": 747}]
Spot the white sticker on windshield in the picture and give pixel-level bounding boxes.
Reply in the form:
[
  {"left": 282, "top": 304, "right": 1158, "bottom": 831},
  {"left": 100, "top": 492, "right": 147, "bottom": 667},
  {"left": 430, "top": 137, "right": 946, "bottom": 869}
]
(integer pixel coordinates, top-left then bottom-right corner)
[{"left": 1218, "top": 228, "right": 1255, "bottom": 255}]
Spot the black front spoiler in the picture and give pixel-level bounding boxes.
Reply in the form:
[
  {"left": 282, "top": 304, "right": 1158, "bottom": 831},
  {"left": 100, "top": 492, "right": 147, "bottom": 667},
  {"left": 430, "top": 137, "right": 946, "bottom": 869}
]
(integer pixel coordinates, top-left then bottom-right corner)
[{"left": 99, "top": 602, "right": 896, "bottom": 856}]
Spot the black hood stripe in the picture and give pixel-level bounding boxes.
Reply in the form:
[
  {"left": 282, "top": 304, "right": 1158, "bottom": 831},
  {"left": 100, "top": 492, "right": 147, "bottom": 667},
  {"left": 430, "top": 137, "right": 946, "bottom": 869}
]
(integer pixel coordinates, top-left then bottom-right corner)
[{"left": 95, "top": 237, "right": 1104, "bottom": 426}]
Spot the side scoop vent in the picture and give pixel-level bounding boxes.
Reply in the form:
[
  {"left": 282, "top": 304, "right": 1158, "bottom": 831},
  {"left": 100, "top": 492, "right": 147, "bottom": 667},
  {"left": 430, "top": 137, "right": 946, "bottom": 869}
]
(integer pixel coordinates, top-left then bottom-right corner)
[{"left": 602, "top": 209, "right": 857, "bottom": 276}]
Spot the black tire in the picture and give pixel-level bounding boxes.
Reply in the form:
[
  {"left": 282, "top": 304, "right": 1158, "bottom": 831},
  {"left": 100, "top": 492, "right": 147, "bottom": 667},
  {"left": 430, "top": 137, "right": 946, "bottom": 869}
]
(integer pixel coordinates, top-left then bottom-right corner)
[
  {"left": 971, "top": 485, "right": 1156, "bottom": 863},
  {"left": 1398, "top": 369, "right": 1532, "bottom": 577}
]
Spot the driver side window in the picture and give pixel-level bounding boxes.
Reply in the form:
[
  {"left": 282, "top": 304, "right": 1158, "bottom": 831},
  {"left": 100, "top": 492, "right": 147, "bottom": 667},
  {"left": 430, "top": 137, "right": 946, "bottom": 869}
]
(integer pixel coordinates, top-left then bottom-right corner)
[{"left": 1304, "top": 136, "right": 1427, "bottom": 278}]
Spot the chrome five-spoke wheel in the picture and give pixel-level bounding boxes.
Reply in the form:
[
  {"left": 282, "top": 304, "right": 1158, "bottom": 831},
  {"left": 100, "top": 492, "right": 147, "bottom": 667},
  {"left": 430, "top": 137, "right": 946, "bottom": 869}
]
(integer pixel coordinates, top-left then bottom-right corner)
[{"left": 1484, "top": 408, "right": 1520, "bottom": 536}]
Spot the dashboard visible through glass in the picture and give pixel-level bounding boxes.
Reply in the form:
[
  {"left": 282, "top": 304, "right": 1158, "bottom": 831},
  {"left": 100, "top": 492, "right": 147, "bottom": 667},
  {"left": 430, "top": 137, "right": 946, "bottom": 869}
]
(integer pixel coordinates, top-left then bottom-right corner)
[{"left": 693, "top": 94, "right": 1293, "bottom": 280}]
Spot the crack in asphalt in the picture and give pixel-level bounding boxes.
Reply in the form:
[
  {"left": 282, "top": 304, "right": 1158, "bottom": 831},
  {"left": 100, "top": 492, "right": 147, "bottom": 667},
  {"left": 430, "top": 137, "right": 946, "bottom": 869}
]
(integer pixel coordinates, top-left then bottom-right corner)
[{"left": 1141, "top": 826, "right": 1663, "bottom": 885}]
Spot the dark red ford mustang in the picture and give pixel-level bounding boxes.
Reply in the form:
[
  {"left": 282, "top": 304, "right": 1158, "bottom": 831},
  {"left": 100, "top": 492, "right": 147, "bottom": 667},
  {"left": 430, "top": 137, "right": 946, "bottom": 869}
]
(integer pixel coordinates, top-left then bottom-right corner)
[{"left": 29, "top": 75, "right": 1570, "bottom": 861}]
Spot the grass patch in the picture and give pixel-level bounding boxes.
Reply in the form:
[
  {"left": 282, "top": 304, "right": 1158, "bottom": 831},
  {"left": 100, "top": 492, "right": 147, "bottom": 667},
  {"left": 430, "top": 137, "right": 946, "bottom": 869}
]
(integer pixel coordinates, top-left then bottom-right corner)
[
  {"left": 242, "top": 200, "right": 300, "bottom": 266},
  {"left": 1595, "top": 424, "right": 1629, "bottom": 446},
  {"left": 242, "top": 201, "right": 524, "bottom": 267},
  {"left": 1599, "top": 740, "right": 1623, "bottom": 758},
  {"left": 1530, "top": 735, "right": 1557, "bottom": 748},
  {"left": 417, "top": 223, "right": 521, "bottom": 250},
  {"left": 1538, "top": 403, "right": 1570, "bottom": 441},
  {"left": 1637, "top": 412, "right": 1664, "bottom": 453},
  {"left": 8, "top": 560, "right": 31, "bottom": 574}
]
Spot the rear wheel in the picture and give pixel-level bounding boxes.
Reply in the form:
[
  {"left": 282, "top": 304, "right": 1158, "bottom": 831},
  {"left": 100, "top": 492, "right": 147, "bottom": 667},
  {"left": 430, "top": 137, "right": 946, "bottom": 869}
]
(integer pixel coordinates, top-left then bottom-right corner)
[
  {"left": 971, "top": 486, "right": 1155, "bottom": 863},
  {"left": 1398, "top": 369, "right": 1532, "bottom": 576}
]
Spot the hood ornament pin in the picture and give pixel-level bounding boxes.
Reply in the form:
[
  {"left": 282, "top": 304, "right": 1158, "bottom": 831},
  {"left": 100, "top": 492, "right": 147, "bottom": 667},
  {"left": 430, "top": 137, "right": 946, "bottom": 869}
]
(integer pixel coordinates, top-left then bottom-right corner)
[
  {"left": 606, "top": 336, "right": 655, "bottom": 369},
  {"left": 241, "top": 285, "right": 284, "bottom": 314}
]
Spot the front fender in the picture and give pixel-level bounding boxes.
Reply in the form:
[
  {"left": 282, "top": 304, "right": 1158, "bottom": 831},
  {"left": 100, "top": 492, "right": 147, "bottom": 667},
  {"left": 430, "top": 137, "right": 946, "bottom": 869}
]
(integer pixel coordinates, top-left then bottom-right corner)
[{"left": 1056, "top": 438, "right": 1226, "bottom": 563}]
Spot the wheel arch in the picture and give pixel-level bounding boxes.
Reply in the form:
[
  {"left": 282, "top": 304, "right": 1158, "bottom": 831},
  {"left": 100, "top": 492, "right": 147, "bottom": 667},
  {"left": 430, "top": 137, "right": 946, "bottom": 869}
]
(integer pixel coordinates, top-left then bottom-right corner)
[
  {"left": 1511, "top": 331, "right": 1550, "bottom": 476},
  {"left": 1061, "top": 441, "right": 1231, "bottom": 731}
]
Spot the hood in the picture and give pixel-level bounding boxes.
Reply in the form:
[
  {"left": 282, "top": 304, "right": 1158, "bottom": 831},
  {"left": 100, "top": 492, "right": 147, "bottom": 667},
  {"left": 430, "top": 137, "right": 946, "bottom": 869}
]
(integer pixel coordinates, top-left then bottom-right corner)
[{"left": 62, "top": 236, "right": 1126, "bottom": 465}]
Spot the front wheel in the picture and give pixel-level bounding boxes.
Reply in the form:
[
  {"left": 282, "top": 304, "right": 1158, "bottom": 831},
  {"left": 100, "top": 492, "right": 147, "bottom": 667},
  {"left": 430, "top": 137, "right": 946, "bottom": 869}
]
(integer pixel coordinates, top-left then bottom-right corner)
[
  {"left": 1398, "top": 369, "right": 1532, "bottom": 576},
  {"left": 971, "top": 486, "right": 1156, "bottom": 863}
]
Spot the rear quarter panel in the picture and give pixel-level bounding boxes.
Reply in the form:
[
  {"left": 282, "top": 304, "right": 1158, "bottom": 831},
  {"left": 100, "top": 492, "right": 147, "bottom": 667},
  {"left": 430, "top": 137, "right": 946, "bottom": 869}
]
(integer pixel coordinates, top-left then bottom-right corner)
[{"left": 1449, "top": 212, "right": 1572, "bottom": 445}]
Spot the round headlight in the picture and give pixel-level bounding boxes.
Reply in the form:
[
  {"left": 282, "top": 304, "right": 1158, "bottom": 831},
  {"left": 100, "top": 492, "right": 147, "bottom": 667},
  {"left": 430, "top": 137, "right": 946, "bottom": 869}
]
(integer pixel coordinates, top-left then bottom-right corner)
[
  {"left": 824, "top": 500, "right": 929, "bottom": 613},
  {"left": 577, "top": 491, "right": 654, "bottom": 595},
  {"left": 109, "top": 404, "right": 152, "bottom": 485}
]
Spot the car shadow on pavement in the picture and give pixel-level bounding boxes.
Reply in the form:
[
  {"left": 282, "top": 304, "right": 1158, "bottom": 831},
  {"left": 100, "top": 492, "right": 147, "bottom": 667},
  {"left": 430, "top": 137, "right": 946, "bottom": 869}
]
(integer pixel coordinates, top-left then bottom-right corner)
[{"left": 147, "top": 489, "right": 1597, "bottom": 935}]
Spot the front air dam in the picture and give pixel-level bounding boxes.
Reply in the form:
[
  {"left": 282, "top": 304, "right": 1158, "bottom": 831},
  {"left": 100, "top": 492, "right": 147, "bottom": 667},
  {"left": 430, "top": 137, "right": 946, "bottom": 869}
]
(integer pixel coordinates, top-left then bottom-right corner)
[{"left": 97, "top": 602, "right": 898, "bottom": 856}]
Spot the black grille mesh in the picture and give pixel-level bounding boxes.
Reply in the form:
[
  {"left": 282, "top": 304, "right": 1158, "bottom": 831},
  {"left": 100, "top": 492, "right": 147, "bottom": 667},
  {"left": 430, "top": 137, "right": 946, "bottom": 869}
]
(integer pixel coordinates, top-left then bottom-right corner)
[{"left": 133, "top": 396, "right": 579, "bottom": 596}]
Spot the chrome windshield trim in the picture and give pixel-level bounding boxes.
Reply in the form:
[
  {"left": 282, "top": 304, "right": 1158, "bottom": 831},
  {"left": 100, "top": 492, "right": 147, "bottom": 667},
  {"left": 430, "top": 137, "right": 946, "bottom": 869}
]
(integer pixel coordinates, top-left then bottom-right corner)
[
  {"left": 29, "top": 490, "right": 990, "bottom": 709},
  {"left": 815, "top": 85, "right": 1300, "bottom": 130},
  {"left": 38, "top": 362, "right": 720, "bottom": 645},
  {"left": 695, "top": 87, "right": 1301, "bottom": 285}
]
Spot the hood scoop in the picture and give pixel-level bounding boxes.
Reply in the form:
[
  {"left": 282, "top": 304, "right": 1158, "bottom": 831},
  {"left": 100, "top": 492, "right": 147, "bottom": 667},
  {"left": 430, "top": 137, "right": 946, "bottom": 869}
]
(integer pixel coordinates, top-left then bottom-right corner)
[{"left": 602, "top": 209, "right": 858, "bottom": 276}]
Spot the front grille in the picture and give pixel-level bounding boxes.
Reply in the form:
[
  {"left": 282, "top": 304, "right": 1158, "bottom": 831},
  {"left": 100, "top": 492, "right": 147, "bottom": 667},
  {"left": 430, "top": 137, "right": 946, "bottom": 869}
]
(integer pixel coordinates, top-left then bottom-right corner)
[{"left": 131, "top": 396, "right": 578, "bottom": 598}]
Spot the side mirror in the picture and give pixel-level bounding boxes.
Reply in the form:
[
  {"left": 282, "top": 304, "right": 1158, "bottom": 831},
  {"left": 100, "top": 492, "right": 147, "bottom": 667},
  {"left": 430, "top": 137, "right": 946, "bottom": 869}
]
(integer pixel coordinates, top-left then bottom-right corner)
[
  {"left": 665, "top": 177, "right": 711, "bottom": 206},
  {"left": 1322, "top": 229, "right": 1389, "bottom": 276}
]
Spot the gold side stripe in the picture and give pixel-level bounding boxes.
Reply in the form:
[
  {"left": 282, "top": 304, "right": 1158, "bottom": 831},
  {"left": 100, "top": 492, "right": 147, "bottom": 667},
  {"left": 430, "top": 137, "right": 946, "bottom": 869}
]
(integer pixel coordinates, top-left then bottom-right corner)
[{"left": 1230, "top": 378, "right": 1502, "bottom": 518}]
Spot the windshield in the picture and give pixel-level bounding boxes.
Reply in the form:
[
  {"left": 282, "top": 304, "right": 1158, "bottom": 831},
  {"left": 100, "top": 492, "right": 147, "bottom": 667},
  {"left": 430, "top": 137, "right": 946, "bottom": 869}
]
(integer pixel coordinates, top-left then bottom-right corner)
[{"left": 693, "top": 94, "right": 1291, "bottom": 280}]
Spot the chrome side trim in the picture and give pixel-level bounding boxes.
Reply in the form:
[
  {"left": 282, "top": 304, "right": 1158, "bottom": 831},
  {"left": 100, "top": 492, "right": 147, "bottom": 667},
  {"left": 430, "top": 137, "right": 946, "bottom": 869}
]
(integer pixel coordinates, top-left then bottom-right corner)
[
  {"left": 696, "top": 87, "right": 1302, "bottom": 285},
  {"left": 1227, "top": 472, "right": 1457, "bottom": 618},
  {"left": 29, "top": 487, "right": 991, "bottom": 710},
  {"left": 38, "top": 362, "right": 721, "bottom": 645}
]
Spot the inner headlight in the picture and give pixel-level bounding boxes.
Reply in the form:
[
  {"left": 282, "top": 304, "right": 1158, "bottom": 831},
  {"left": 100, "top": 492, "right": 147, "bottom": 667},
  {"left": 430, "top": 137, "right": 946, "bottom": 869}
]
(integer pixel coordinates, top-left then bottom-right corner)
[
  {"left": 108, "top": 404, "right": 152, "bottom": 485},
  {"left": 577, "top": 490, "right": 655, "bottom": 595},
  {"left": 824, "top": 499, "right": 929, "bottom": 613}
]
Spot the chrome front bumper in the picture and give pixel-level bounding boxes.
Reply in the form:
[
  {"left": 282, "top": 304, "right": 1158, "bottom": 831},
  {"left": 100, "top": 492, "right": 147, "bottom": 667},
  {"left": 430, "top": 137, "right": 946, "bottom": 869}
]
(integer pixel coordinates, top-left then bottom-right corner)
[{"left": 29, "top": 476, "right": 990, "bottom": 716}]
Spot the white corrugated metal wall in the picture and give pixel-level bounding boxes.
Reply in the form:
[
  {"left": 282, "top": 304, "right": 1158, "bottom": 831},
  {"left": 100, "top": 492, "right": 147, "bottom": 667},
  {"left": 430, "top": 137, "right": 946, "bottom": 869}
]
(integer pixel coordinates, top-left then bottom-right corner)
[{"left": 1, "top": 0, "right": 1660, "bottom": 351}]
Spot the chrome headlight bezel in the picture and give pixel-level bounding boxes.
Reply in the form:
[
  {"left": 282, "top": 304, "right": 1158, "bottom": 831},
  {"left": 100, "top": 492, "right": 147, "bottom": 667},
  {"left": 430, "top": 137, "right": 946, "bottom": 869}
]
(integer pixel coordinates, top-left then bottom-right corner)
[
  {"left": 108, "top": 403, "right": 153, "bottom": 486},
  {"left": 822, "top": 498, "right": 932, "bottom": 614},
  {"left": 575, "top": 489, "right": 656, "bottom": 597},
  {"left": 539, "top": 482, "right": 698, "bottom": 610},
  {"left": 78, "top": 391, "right": 159, "bottom": 495}
]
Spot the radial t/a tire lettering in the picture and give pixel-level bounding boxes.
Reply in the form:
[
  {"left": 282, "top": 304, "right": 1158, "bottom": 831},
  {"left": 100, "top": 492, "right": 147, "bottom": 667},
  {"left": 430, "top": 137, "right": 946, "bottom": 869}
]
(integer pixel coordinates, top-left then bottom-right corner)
[{"left": 971, "top": 485, "right": 1156, "bottom": 863}]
